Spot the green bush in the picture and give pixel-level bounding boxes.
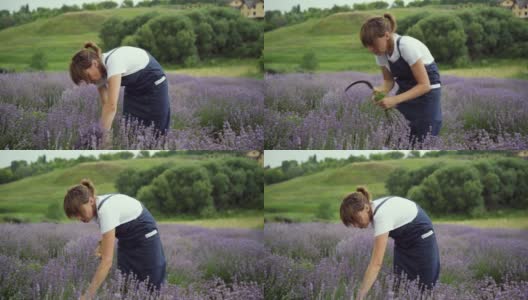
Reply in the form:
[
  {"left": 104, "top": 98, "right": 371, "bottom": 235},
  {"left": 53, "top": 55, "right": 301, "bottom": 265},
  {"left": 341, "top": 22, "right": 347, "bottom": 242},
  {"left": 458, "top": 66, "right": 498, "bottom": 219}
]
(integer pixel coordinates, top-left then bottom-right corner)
[
  {"left": 315, "top": 202, "right": 333, "bottom": 220},
  {"left": 407, "top": 14, "right": 468, "bottom": 65},
  {"left": 299, "top": 51, "right": 319, "bottom": 71},
  {"left": 29, "top": 50, "right": 48, "bottom": 70}
]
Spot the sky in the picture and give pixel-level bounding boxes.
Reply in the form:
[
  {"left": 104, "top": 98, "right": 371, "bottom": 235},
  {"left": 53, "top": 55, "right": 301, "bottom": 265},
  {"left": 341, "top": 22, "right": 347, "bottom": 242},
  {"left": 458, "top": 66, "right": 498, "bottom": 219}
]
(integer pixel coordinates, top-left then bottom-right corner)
[
  {"left": 0, "top": 150, "right": 160, "bottom": 168},
  {"left": 264, "top": 150, "right": 428, "bottom": 168}
]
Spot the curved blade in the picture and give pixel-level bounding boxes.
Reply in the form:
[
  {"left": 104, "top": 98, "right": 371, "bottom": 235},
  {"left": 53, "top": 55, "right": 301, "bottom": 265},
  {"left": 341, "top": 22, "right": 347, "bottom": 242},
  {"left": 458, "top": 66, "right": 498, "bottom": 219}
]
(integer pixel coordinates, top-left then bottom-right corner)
[{"left": 344, "top": 80, "right": 374, "bottom": 93}]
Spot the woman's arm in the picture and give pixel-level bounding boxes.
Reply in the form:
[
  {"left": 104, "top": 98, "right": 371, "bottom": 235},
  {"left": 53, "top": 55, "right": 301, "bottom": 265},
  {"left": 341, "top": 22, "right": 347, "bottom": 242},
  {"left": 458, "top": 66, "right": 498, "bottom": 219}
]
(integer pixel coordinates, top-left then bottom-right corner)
[
  {"left": 374, "top": 67, "right": 395, "bottom": 94},
  {"left": 82, "top": 229, "right": 116, "bottom": 300},
  {"left": 376, "top": 59, "right": 431, "bottom": 109},
  {"left": 99, "top": 75, "right": 121, "bottom": 131},
  {"left": 357, "top": 232, "right": 389, "bottom": 300}
]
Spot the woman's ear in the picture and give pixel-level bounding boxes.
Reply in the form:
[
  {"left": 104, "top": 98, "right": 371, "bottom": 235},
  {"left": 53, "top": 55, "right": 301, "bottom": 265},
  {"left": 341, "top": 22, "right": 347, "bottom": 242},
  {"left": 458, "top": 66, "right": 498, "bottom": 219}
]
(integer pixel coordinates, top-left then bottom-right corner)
[{"left": 92, "top": 60, "right": 99, "bottom": 68}]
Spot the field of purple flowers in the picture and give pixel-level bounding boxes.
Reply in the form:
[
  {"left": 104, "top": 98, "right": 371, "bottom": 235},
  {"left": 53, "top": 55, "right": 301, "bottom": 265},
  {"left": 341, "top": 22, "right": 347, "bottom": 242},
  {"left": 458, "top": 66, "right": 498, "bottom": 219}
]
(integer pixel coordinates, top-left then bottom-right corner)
[
  {"left": 263, "top": 222, "right": 528, "bottom": 299},
  {"left": 0, "top": 223, "right": 264, "bottom": 299},
  {"left": 265, "top": 72, "right": 528, "bottom": 149},
  {"left": 0, "top": 73, "right": 263, "bottom": 150}
]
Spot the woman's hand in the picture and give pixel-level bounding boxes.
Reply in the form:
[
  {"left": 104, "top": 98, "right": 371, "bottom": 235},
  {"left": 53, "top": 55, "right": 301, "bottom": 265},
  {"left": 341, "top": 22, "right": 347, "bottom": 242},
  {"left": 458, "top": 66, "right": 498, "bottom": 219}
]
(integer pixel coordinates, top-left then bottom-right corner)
[
  {"left": 79, "top": 293, "right": 92, "bottom": 300},
  {"left": 100, "top": 130, "right": 113, "bottom": 150},
  {"left": 376, "top": 95, "right": 399, "bottom": 109},
  {"left": 357, "top": 290, "right": 367, "bottom": 300},
  {"left": 370, "top": 87, "right": 386, "bottom": 102}
]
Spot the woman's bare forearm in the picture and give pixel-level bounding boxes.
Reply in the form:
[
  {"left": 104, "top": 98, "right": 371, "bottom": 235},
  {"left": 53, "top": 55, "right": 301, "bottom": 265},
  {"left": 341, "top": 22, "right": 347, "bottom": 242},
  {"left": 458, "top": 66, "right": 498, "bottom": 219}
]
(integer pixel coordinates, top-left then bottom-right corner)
[
  {"left": 100, "top": 104, "right": 117, "bottom": 131},
  {"left": 85, "top": 259, "right": 112, "bottom": 298},
  {"left": 375, "top": 80, "right": 394, "bottom": 93},
  {"left": 358, "top": 263, "right": 382, "bottom": 298}
]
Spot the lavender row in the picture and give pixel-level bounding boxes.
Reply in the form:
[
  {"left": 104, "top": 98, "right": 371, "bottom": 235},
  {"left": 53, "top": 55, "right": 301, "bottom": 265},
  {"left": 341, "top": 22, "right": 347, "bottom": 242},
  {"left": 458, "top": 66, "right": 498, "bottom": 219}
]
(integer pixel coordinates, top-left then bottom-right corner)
[
  {"left": 0, "top": 73, "right": 264, "bottom": 150},
  {"left": 265, "top": 72, "right": 528, "bottom": 150}
]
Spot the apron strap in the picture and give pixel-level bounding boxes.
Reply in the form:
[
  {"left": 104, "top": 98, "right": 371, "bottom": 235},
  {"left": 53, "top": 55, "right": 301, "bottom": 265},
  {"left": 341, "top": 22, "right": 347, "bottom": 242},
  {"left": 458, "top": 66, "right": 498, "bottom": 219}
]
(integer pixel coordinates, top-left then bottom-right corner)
[
  {"left": 395, "top": 36, "right": 408, "bottom": 65},
  {"left": 373, "top": 196, "right": 395, "bottom": 216},
  {"left": 104, "top": 47, "right": 120, "bottom": 66},
  {"left": 97, "top": 193, "right": 118, "bottom": 211}
]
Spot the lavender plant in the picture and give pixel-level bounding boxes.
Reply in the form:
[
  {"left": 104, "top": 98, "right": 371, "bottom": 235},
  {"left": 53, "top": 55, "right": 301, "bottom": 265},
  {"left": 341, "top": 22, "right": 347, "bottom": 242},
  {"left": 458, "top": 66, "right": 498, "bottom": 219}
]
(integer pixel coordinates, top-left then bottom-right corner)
[
  {"left": 0, "top": 223, "right": 264, "bottom": 299},
  {"left": 263, "top": 222, "right": 528, "bottom": 299},
  {"left": 0, "top": 73, "right": 264, "bottom": 150},
  {"left": 265, "top": 72, "right": 528, "bottom": 150}
]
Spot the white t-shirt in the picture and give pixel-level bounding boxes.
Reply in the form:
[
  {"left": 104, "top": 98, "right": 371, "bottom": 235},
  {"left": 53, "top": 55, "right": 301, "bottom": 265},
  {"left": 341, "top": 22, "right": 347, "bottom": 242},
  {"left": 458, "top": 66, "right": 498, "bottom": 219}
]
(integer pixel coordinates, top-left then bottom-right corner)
[
  {"left": 375, "top": 33, "right": 435, "bottom": 72},
  {"left": 96, "top": 46, "right": 150, "bottom": 87},
  {"left": 95, "top": 193, "right": 143, "bottom": 234},
  {"left": 372, "top": 196, "right": 418, "bottom": 237}
]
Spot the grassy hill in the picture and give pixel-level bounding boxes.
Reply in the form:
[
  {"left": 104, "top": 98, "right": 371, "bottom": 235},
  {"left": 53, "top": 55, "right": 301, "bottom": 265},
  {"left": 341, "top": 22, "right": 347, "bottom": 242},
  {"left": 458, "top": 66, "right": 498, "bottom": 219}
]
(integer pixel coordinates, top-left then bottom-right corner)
[
  {"left": 264, "top": 6, "right": 528, "bottom": 79},
  {"left": 0, "top": 6, "right": 260, "bottom": 77},
  {"left": 264, "top": 155, "right": 528, "bottom": 229},
  {"left": 0, "top": 156, "right": 263, "bottom": 228}
]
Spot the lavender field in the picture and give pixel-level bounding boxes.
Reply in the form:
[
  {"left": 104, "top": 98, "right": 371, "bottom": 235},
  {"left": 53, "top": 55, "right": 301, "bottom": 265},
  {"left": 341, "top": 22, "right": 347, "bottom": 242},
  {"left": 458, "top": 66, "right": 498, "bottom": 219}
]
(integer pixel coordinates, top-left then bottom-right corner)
[
  {"left": 263, "top": 223, "right": 528, "bottom": 299},
  {"left": 0, "top": 223, "right": 264, "bottom": 299},
  {"left": 265, "top": 72, "right": 528, "bottom": 149},
  {"left": 0, "top": 73, "right": 263, "bottom": 150}
]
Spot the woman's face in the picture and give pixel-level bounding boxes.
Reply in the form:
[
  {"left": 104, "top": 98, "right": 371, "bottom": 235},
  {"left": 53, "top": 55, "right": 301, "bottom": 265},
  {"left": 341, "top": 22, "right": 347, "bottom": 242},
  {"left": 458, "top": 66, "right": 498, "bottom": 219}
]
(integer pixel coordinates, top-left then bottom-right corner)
[
  {"left": 84, "top": 60, "right": 102, "bottom": 83},
  {"left": 366, "top": 32, "right": 390, "bottom": 55},
  {"left": 351, "top": 205, "right": 371, "bottom": 229},
  {"left": 76, "top": 196, "right": 96, "bottom": 223}
]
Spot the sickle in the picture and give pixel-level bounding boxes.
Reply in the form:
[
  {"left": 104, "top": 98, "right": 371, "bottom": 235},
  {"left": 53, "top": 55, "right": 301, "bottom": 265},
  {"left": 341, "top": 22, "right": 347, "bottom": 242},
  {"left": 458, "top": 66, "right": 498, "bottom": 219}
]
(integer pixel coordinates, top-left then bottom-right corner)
[
  {"left": 344, "top": 79, "right": 393, "bottom": 124},
  {"left": 344, "top": 80, "right": 374, "bottom": 94}
]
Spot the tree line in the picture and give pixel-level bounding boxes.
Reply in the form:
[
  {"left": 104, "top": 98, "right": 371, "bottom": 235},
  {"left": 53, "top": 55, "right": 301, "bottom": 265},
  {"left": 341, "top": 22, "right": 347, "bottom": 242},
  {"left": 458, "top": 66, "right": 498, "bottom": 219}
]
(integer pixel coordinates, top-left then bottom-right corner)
[
  {"left": 265, "top": 151, "right": 518, "bottom": 186},
  {"left": 265, "top": 0, "right": 502, "bottom": 32},
  {"left": 386, "top": 157, "right": 528, "bottom": 216},
  {"left": 0, "top": 150, "right": 245, "bottom": 185},
  {"left": 100, "top": 7, "right": 263, "bottom": 66},
  {"left": 115, "top": 157, "right": 263, "bottom": 216},
  {"left": 0, "top": 0, "right": 229, "bottom": 31}
]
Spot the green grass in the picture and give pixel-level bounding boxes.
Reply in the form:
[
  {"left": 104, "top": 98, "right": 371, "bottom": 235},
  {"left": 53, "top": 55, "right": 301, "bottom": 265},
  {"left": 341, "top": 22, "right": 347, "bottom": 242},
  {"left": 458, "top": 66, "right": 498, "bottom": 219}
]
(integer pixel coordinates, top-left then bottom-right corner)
[
  {"left": 0, "top": 156, "right": 263, "bottom": 228},
  {"left": 265, "top": 156, "right": 471, "bottom": 222},
  {"left": 160, "top": 209, "right": 264, "bottom": 229},
  {"left": 0, "top": 6, "right": 261, "bottom": 78},
  {"left": 436, "top": 210, "right": 528, "bottom": 230},
  {"left": 0, "top": 157, "right": 194, "bottom": 222},
  {"left": 264, "top": 6, "right": 528, "bottom": 79},
  {"left": 169, "top": 58, "right": 262, "bottom": 78}
]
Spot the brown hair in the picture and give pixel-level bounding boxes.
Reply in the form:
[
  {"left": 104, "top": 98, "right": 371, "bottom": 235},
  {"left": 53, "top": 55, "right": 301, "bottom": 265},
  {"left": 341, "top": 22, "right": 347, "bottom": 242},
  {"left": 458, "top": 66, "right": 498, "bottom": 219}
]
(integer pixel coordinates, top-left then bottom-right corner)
[
  {"left": 63, "top": 179, "right": 96, "bottom": 218},
  {"left": 360, "top": 13, "right": 397, "bottom": 47},
  {"left": 340, "top": 186, "right": 372, "bottom": 227},
  {"left": 69, "top": 42, "right": 107, "bottom": 85}
]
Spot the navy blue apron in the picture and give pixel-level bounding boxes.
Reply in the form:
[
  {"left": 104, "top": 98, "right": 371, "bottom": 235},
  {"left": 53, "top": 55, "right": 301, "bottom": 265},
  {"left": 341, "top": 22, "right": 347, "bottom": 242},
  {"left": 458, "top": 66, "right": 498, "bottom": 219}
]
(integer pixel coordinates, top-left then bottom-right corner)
[
  {"left": 388, "top": 36, "right": 442, "bottom": 143},
  {"left": 104, "top": 48, "right": 171, "bottom": 134},
  {"left": 97, "top": 194, "right": 167, "bottom": 290},
  {"left": 373, "top": 197, "right": 440, "bottom": 290}
]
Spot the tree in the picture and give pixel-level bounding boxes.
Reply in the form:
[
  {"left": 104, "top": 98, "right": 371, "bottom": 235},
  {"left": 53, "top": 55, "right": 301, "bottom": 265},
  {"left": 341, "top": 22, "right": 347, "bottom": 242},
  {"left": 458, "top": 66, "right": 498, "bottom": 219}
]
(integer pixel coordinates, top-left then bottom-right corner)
[
  {"left": 409, "top": 165, "right": 484, "bottom": 215},
  {"left": 99, "top": 16, "right": 124, "bottom": 49},
  {"left": 392, "top": 0, "right": 405, "bottom": 8},
  {"left": 121, "top": 0, "right": 134, "bottom": 8},
  {"left": 407, "top": 14, "right": 468, "bottom": 65}
]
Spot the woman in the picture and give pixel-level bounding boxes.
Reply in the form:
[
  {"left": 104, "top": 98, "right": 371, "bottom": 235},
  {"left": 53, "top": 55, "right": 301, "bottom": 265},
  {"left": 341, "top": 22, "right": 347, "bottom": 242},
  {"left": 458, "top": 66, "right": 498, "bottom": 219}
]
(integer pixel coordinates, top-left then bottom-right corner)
[
  {"left": 340, "top": 187, "right": 440, "bottom": 299},
  {"left": 360, "top": 14, "right": 442, "bottom": 143},
  {"left": 69, "top": 42, "right": 171, "bottom": 145},
  {"left": 64, "top": 179, "right": 166, "bottom": 299}
]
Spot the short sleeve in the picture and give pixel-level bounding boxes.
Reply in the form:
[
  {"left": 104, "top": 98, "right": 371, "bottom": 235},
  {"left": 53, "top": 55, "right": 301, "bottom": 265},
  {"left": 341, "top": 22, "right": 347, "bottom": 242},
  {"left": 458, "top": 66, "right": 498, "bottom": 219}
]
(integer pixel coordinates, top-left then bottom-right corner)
[
  {"left": 400, "top": 37, "right": 421, "bottom": 66},
  {"left": 105, "top": 56, "right": 127, "bottom": 79},
  {"left": 98, "top": 208, "right": 119, "bottom": 234},
  {"left": 373, "top": 215, "right": 393, "bottom": 237}
]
